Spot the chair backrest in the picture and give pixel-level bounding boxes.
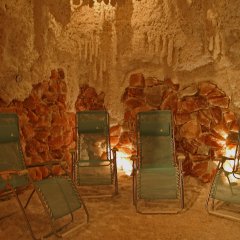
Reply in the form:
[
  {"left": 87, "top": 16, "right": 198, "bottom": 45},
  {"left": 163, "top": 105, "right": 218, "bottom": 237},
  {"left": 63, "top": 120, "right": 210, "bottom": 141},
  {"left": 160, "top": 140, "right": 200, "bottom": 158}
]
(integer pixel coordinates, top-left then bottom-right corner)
[
  {"left": 137, "top": 110, "right": 175, "bottom": 168},
  {"left": 0, "top": 113, "right": 28, "bottom": 190},
  {"left": 76, "top": 111, "right": 111, "bottom": 162}
]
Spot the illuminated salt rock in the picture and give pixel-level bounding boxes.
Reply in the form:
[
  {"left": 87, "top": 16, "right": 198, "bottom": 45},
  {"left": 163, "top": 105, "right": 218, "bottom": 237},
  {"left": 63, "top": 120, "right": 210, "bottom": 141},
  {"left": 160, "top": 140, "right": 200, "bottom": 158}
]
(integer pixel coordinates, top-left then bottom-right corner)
[
  {"left": 160, "top": 91, "right": 178, "bottom": 112},
  {"left": 175, "top": 113, "right": 191, "bottom": 125},
  {"left": 198, "top": 133, "right": 225, "bottom": 148},
  {"left": 210, "top": 107, "right": 222, "bottom": 124},
  {"left": 208, "top": 96, "right": 230, "bottom": 108},
  {"left": 197, "top": 110, "right": 211, "bottom": 128},
  {"left": 198, "top": 81, "right": 217, "bottom": 96},
  {"left": 145, "top": 84, "right": 167, "bottom": 107},
  {"left": 181, "top": 138, "right": 198, "bottom": 155},
  {"left": 223, "top": 111, "right": 236, "bottom": 124},
  {"left": 178, "top": 84, "right": 198, "bottom": 98},
  {"left": 125, "top": 98, "right": 144, "bottom": 110},
  {"left": 180, "top": 120, "right": 201, "bottom": 139},
  {"left": 129, "top": 73, "right": 145, "bottom": 88}
]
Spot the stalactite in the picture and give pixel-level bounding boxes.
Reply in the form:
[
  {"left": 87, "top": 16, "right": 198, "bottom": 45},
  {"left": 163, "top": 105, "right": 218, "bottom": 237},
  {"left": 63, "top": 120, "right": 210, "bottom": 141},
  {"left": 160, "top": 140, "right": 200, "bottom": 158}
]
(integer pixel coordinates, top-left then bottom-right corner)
[
  {"left": 147, "top": 32, "right": 154, "bottom": 55},
  {"left": 79, "top": 39, "right": 82, "bottom": 61},
  {"left": 71, "top": 3, "right": 116, "bottom": 88},
  {"left": 209, "top": 36, "right": 214, "bottom": 52},
  {"left": 110, "top": 5, "right": 115, "bottom": 20},
  {"left": 92, "top": 33, "right": 96, "bottom": 60},
  {"left": 95, "top": 35, "right": 100, "bottom": 58},
  {"left": 167, "top": 38, "right": 174, "bottom": 66},
  {"left": 84, "top": 38, "right": 88, "bottom": 61},
  {"left": 155, "top": 34, "right": 161, "bottom": 54},
  {"left": 112, "top": 24, "right": 117, "bottom": 66},
  {"left": 213, "top": 32, "right": 221, "bottom": 60},
  {"left": 93, "top": 59, "right": 97, "bottom": 82},
  {"left": 103, "top": 53, "right": 107, "bottom": 72},
  {"left": 99, "top": 52, "right": 103, "bottom": 83},
  {"left": 89, "top": 33, "right": 94, "bottom": 63},
  {"left": 220, "top": 31, "right": 226, "bottom": 56},
  {"left": 160, "top": 36, "right": 168, "bottom": 63},
  {"left": 100, "top": 3, "right": 105, "bottom": 25}
]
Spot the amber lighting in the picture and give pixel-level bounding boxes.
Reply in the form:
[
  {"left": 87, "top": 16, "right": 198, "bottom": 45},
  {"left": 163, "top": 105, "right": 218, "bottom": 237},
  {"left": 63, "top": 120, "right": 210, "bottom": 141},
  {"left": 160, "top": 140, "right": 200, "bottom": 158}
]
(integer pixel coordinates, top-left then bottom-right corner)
[
  {"left": 223, "top": 144, "right": 240, "bottom": 183},
  {"left": 116, "top": 151, "right": 133, "bottom": 176},
  {"left": 225, "top": 144, "right": 237, "bottom": 158}
]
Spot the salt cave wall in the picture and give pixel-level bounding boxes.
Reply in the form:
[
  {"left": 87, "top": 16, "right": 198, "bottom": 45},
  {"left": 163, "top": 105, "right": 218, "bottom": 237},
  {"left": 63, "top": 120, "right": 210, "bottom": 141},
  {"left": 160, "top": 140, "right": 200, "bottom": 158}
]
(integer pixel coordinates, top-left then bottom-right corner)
[
  {"left": 1, "top": 0, "right": 240, "bottom": 121},
  {"left": 1, "top": 0, "right": 240, "bottom": 181}
]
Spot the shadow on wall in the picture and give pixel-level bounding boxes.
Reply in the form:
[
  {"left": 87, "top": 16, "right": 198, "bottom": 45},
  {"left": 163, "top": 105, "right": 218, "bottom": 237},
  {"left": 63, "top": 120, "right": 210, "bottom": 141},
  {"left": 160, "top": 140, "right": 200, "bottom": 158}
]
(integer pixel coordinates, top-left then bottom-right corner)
[
  {"left": 33, "top": 0, "right": 71, "bottom": 52},
  {"left": 115, "top": 0, "right": 133, "bottom": 59}
]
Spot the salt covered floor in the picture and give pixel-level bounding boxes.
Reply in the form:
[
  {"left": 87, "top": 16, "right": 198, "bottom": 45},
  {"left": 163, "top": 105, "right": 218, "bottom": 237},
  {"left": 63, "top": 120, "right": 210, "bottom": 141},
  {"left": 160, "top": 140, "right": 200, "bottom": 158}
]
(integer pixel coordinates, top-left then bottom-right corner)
[{"left": 1, "top": 172, "right": 240, "bottom": 240}]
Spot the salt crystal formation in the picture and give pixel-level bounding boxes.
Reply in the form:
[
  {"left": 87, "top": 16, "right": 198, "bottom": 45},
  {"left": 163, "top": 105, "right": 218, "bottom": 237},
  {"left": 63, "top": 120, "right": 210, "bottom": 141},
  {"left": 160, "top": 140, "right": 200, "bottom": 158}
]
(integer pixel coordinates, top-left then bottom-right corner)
[
  {"left": 1, "top": 0, "right": 240, "bottom": 181},
  {"left": 0, "top": 69, "right": 74, "bottom": 180},
  {"left": 120, "top": 73, "right": 237, "bottom": 182}
]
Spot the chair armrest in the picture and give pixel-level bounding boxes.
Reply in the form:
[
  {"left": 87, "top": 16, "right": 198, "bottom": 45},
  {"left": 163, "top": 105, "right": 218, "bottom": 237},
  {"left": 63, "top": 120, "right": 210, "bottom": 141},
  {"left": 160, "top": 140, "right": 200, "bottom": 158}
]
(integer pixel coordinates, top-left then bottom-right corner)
[
  {"left": 111, "top": 147, "right": 118, "bottom": 153},
  {"left": 111, "top": 148, "right": 118, "bottom": 162},
  {"left": 222, "top": 156, "right": 235, "bottom": 161},
  {"left": 177, "top": 153, "right": 185, "bottom": 162},
  {"left": 0, "top": 169, "right": 28, "bottom": 175},
  {"left": 69, "top": 149, "right": 77, "bottom": 180},
  {"left": 176, "top": 153, "right": 185, "bottom": 173},
  {"left": 69, "top": 148, "right": 77, "bottom": 155},
  {"left": 0, "top": 169, "right": 28, "bottom": 180},
  {"left": 27, "top": 160, "right": 69, "bottom": 178},
  {"left": 26, "top": 160, "right": 67, "bottom": 168},
  {"left": 69, "top": 149, "right": 77, "bottom": 163}
]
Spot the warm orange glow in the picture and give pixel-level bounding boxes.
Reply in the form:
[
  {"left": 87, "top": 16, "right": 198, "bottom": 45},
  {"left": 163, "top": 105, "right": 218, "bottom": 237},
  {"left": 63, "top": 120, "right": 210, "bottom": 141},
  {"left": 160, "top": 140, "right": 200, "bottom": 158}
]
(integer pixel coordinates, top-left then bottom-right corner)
[
  {"left": 222, "top": 160, "right": 240, "bottom": 183},
  {"left": 223, "top": 144, "right": 240, "bottom": 183},
  {"left": 222, "top": 132, "right": 229, "bottom": 140},
  {"left": 223, "top": 160, "right": 235, "bottom": 173},
  {"left": 116, "top": 151, "right": 133, "bottom": 176},
  {"left": 225, "top": 145, "right": 237, "bottom": 158}
]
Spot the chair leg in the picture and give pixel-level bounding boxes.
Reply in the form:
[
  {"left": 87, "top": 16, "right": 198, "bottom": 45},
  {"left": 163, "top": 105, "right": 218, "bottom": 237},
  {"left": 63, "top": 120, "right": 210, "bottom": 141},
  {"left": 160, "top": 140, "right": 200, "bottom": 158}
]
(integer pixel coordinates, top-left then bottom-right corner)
[
  {"left": 180, "top": 173, "right": 184, "bottom": 209},
  {"left": 132, "top": 169, "right": 137, "bottom": 206},
  {"left": 132, "top": 169, "right": 135, "bottom": 205},
  {"left": 77, "top": 192, "right": 90, "bottom": 223},
  {"left": 114, "top": 162, "right": 118, "bottom": 196},
  {"left": 33, "top": 186, "right": 75, "bottom": 239},
  {"left": 112, "top": 151, "right": 118, "bottom": 196},
  {"left": 9, "top": 185, "right": 40, "bottom": 240},
  {"left": 49, "top": 197, "right": 89, "bottom": 238},
  {"left": 24, "top": 189, "right": 35, "bottom": 209}
]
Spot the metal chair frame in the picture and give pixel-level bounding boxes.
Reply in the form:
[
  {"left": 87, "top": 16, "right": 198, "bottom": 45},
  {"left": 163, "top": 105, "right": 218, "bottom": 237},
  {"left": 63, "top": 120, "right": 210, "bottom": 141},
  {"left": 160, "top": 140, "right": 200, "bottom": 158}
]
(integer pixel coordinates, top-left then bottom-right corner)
[
  {"left": 132, "top": 110, "right": 184, "bottom": 214},
  {"left": 206, "top": 130, "right": 240, "bottom": 221},
  {"left": 72, "top": 111, "right": 118, "bottom": 198},
  {"left": 0, "top": 113, "right": 89, "bottom": 239}
]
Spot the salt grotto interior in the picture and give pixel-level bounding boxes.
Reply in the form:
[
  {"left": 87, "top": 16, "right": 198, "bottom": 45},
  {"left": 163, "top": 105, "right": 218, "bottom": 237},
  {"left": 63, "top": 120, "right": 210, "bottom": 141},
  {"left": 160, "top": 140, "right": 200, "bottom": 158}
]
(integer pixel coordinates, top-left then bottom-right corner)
[{"left": 1, "top": 0, "right": 240, "bottom": 239}]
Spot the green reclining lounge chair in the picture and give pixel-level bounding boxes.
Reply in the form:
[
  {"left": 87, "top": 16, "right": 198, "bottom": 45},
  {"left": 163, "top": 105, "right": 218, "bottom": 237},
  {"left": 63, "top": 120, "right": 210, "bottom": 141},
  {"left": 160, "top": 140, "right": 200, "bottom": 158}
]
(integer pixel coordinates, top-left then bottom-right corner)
[
  {"left": 0, "top": 113, "right": 89, "bottom": 239},
  {"left": 206, "top": 131, "right": 240, "bottom": 221},
  {"left": 132, "top": 110, "right": 184, "bottom": 214},
  {"left": 72, "top": 111, "right": 118, "bottom": 197}
]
